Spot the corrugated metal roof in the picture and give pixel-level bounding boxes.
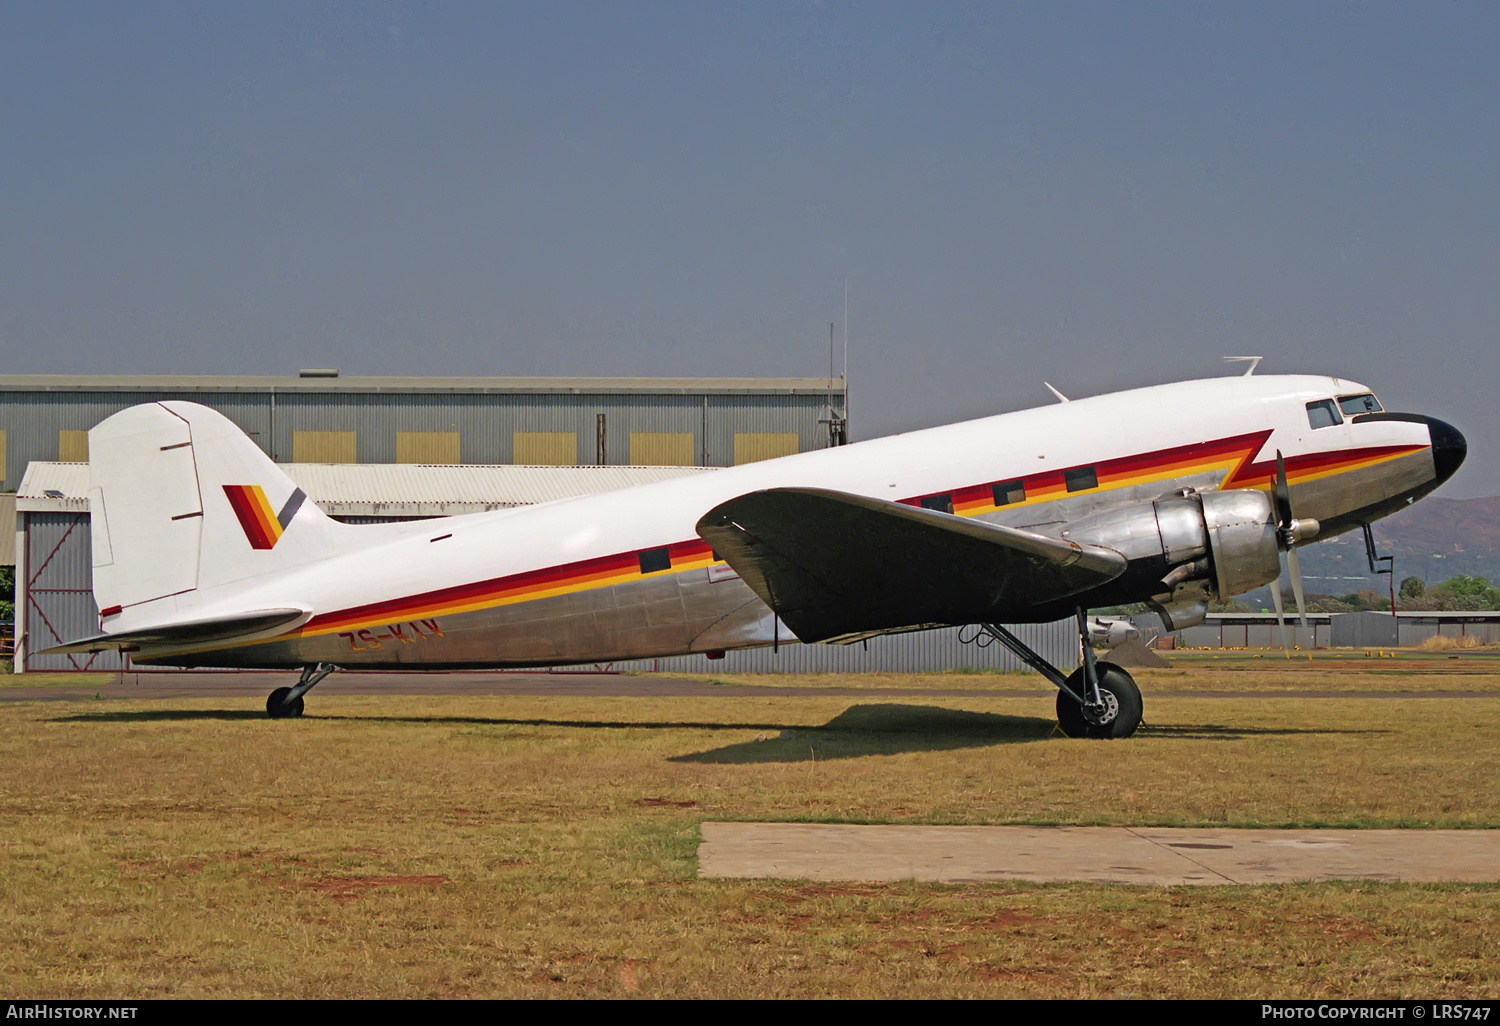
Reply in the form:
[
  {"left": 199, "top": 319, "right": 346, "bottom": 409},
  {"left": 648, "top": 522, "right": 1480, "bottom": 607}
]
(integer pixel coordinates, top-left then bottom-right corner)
[
  {"left": 14, "top": 461, "right": 714, "bottom": 517},
  {"left": 15, "top": 464, "right": 89, "bottom": 512},
  {"left": 0, "top": 374, "right": 846, "bottom": 396}
]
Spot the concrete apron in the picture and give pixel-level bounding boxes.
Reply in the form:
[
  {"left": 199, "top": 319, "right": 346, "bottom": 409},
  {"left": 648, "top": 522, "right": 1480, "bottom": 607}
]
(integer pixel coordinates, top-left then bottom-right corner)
[{"left": 698, "top": 823, "right": 1500, "bottom": 885}]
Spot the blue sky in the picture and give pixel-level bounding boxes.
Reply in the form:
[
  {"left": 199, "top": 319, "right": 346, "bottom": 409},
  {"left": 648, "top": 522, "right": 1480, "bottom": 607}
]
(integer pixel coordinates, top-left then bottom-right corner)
[{"left": 2, "top": 2, "right": 1496, "bottom": 494}]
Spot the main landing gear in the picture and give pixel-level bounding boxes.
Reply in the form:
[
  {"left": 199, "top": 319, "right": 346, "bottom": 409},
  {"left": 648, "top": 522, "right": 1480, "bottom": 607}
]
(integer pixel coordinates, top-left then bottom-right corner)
[
  {"left": 979, "top": 609, "right": 1143, "bottom": 739},
  {"left": 266, "top": 663, "right": 338, "bottom": 719}
]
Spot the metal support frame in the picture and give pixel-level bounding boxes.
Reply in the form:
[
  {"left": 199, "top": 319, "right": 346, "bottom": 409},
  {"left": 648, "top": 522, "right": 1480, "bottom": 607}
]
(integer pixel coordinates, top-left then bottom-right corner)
[
  {"left": 281, "top": 662, "right": 338, "bottom": 707},
  {"left": 1074, "top": 607, "right": 1103, "bottom": 708},
  {"left": 980, "top": 609, "right": 1106, "bottom": 714},
  {"left": 1362, "top": 523, "right": 1397, "bottom": 616},
  {"left": 978, "top": 622, "right": 1087, "bottom": 705},
  {"left": 23, "top": 513, "right": 100, "bottom": 672}
]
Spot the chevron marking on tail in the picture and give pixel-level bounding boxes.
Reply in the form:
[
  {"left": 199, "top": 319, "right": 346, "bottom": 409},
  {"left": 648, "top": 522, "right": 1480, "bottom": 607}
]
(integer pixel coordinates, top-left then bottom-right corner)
[{"left": 223, "top": 485, "right": 306, "bottom": 550}]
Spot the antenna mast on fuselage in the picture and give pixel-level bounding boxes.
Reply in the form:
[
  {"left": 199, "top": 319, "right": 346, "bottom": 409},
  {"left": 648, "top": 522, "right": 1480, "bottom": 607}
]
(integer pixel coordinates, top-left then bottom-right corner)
[{"left": 818, "top": 285, "right": 850, "bottom": 447}]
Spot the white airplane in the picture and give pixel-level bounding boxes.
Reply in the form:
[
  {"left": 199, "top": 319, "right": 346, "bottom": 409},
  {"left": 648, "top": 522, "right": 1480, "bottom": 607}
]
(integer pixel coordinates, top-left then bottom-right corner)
[{"left": 46, "top": 373, "right": 1465, "bottom": 738}]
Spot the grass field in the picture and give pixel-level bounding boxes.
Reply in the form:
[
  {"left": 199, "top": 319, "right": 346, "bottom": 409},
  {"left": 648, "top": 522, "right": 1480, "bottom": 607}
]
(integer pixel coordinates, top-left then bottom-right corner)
[{"left": 2, "top": 661, "right": 1498, "bottom": 998}]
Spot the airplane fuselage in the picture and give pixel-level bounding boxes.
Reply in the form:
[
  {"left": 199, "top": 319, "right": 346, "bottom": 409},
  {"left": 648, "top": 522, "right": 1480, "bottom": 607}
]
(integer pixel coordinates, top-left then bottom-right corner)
[{"left": 116, "top": 374, "right": 1463, "bottom": 668}]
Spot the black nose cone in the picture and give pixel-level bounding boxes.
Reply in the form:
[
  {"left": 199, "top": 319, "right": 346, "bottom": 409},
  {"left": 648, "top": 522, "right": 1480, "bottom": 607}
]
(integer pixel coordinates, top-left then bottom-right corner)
[{"left": 1428, "top": 417, "right": 1467, "bottom": 486}]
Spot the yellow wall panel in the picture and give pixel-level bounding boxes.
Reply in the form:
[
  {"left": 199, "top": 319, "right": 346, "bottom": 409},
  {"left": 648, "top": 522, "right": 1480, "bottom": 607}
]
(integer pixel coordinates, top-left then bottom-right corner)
[
  {"left": 628, "top": 432, "right": 695, "bottom": 467},
  {"left": 512, "top": 431, "right": 577, "bottom": 466},
  {"left": 395, "top": 431, "right": 461, "bottom": 464},
  {"left": 733, "top": 432, "right": 799, "bottom": 465},
  {"left": 0, "top": 429, "right": 6, "bottom": 485},
  {"left": 58, "top": 429, "right": 89, "bottom": 463},
  {"left": 292, "top": 430, "right": 357, "bottom": 463}
]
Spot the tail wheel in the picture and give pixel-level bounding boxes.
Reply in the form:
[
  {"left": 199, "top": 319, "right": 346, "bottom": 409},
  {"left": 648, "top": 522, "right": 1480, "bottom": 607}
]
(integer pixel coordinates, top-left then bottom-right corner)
[
  {"left": 1056, "top": 661, "right": 1142, "bottom": 739},
  {"left": 266, "top": 686, "right": 305, "bottom": 720}
]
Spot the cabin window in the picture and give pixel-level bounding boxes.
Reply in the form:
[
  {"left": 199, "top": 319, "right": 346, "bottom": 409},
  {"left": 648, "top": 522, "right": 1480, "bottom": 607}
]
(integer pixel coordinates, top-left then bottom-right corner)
[
  {"left": 638, "top": 548, "right": 671, "bottom": 574},
  {"left": 1064, "top": 467, "right": 1098, "bottom": 493},
  {"left": 992, "top": 479, "right": 1026, "bottom": 506},
  {"left": 1306, "top": 400, "right": 1343, "bottom": 429},
  {"left": 919, "top": 494, "right": 953, "bottom": 514},
  {"left": 1338, "top": 393, "right": 1382, "bottom": 416}
]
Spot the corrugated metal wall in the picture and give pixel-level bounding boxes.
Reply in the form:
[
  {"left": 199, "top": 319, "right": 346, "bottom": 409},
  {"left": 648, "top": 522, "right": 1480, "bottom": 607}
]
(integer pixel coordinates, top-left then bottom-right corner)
[
  {"left": 1396, "top": 620, "right": 1500, "bottom": 645},
  {"left": 1, "top": 386, "right": 835, "bottom": 479},
  {"left": 609, "top": 621, "right": 1081, "bottom": 675},
  {"left": 0, "top": 493, "right": 14, "bottom": 566},
  {"left": 1145, "top": 612, "right": 1500, "bottom": 649},
  {"left": 706, "top": 394, "right": 825, "bottom": 468},
  {"left": 1, "top": 390, "right": 272, "bottom": 485},
  {"left": 1176, "top": 621, "right": 1326, "bottom": 649},
  {"left": 21, "top": 512, "right": 124, "bottom": 672}
]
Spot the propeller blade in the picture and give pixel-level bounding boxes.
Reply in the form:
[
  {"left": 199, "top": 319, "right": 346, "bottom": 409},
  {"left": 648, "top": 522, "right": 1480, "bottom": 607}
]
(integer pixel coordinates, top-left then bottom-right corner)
[
  {"left": 1274, "top": 449, "right": 1293, "bottom": 531},
  {"left": 1270, "top": 568, "right": 1291, "bottom": 655},
  {"left": 1287, "top": 545, "right": 1308, "bottom": 628}
]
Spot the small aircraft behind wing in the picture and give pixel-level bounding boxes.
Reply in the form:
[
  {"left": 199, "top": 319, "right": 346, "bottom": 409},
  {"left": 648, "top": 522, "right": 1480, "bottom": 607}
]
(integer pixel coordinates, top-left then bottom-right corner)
[{"left": 46, "top": 373, "right": 1466, "bottom": 737}]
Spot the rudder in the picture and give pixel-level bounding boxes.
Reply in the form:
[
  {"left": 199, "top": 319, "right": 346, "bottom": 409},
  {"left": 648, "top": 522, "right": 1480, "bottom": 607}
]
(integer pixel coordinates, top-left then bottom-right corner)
[{"left": 88, "top": 401, "right": 350, "bottom": 616}]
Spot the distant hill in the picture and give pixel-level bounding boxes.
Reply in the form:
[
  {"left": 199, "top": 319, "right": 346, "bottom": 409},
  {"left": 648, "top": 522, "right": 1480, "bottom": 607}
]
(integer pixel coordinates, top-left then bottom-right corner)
[
  {"left": 1372, "top": 496, "right": 1500, "bottom": 558},
  {"left": 1292, "top": 496, "right": 1500, "bottom": 594}
]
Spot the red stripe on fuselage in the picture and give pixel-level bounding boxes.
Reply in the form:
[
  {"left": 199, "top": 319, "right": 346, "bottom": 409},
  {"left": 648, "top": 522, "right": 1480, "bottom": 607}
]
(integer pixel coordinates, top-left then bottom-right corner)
[
  {"left": 300, "top": 549, "right": 644, "bottom": 634},
  {"left": 1223, "top": 443, "right": 1423, "bottom": 490}
]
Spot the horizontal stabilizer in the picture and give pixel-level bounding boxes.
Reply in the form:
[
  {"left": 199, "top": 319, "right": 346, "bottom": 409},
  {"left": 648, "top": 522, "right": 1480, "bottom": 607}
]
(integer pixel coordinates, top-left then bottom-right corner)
[
  {"left": 39, "top": 608, "right": 308, "bottom": 656},
  {"left": 696, "top": 487, "right": 1126, "bottom": 643}
]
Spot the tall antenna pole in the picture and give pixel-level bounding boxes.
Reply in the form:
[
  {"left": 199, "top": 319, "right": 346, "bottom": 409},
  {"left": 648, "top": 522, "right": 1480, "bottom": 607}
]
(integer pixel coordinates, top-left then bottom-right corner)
[
  {"left": 843, "top": 279, "right": 850, "bottom": 441},
  {"left": 827, "top": 321, "right": 837, "bottom": 448}
]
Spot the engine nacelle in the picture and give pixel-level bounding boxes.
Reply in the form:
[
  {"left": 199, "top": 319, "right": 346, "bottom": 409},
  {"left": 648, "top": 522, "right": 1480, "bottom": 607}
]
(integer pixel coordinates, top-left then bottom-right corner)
[
  {"left": 1198, "top": 489, "right": 1281, "bottom": 600},
  {"left": 1088, "top": 616, "right": 1140, "bottom": 648},
  {"left": 1061, "top": 488, "right": 1282, "bottom": 631}
]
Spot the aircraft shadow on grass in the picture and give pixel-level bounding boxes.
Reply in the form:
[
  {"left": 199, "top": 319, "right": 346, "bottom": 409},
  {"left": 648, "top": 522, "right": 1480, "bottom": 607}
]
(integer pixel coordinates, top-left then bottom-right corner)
[
  {"left": 54, "top": 703, "right": 1058, "bottom": 759},
  {"left": 52, "top": 708, "right": 801, "bottom": 731},
  {"left": 670, "top": 704, "right": 1058, "bottom": 764},
  {"left": 53, "top": 705, "right": 1383, "bottom": 763},
  {"left": 670, "top": 707, "right": 1389, "bottom": 763}
]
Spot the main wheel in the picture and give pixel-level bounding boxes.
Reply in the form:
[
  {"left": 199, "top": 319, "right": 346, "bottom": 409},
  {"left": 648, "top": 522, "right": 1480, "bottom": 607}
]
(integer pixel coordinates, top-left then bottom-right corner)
[
  {"left": 266, "top": 686, "right": 305, "bottom": 719},
  {"left": 1055, "top": 661, "right": 1142, "bottom": 739}
]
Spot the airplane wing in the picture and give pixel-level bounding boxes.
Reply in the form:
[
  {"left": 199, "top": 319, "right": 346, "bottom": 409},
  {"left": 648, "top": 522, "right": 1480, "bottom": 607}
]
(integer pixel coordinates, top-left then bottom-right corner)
[
  {"left": 695, "top": 487, "right": 1127, "bottom": 643},
  {"left": 38, "top": 608, "right": 308, "bottom": 656}
]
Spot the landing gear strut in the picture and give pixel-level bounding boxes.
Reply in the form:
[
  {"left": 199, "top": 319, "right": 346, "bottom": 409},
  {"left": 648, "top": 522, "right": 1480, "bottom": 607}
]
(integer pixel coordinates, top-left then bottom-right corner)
[
  {"left": 980, "top": 609, "right": 1143, "bottom": 738},
  {"left": 266, "top": 663, "right": 338, "bottom": 719}
]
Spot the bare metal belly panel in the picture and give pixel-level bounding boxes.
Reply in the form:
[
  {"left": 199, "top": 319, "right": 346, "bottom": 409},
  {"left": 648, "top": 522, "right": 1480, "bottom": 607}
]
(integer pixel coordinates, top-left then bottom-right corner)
[{"left": 142, "top": 567, "right": 767, "bottom": 669}]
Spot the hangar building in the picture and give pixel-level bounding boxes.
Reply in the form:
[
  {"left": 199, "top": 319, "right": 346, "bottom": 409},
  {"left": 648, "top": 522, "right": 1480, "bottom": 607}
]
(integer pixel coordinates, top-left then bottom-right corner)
[{"left": 0, "top": 372, "right": 849, "bottom": 484}]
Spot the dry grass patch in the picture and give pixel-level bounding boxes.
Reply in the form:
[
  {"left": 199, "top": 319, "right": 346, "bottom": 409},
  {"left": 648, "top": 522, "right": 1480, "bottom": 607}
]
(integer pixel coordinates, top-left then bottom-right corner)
[
  {"left": 661, "top": 652, "right": 1500, "bottom": 695},
  {"left": 1417, "top": 635, "right": 1493, "bottom": 652},
  {"left": 0, "top": 671, "right": 121, "bottom": 689},
  {"left": 0, "top": 681, "right": 1497, "bottom": 997}
]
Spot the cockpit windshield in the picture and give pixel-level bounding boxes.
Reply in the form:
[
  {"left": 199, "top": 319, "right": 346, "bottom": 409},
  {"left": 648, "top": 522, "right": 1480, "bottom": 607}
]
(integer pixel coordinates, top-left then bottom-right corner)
[{"left": 1338, "top": 393, "right": 1383, "bottom": 416}]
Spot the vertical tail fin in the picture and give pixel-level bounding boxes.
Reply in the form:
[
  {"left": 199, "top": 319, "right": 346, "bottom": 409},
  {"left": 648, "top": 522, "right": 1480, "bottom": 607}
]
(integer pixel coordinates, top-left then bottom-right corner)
[{"left": 89, "top": 401, "right": 350, "bottom": 614}]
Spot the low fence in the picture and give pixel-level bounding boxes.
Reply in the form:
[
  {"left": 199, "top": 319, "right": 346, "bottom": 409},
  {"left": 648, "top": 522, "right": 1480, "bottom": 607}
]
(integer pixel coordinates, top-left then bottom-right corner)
[{"left": 1139, "top": 611, "right": 1500, "bottom": 651}]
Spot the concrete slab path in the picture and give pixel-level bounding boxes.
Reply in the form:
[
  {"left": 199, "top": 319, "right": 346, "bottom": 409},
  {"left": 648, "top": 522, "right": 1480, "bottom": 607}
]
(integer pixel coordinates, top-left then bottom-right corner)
[{"left": 698, "top": 823, "right": 1500, "bottom": 885}]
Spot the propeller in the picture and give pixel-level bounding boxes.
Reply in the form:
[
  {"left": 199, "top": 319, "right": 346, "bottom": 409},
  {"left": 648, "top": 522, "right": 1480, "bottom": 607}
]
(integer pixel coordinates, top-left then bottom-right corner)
[{"left": 1271, "top": 450, "right": 1319, "bottom": 653}]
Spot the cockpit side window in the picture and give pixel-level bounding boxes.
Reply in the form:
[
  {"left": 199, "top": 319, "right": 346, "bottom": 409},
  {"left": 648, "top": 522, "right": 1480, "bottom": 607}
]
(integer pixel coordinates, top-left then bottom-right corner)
[
  {"left": 1306, "top": 399, "right": 1342, "bottom": 429},
  {"left": 1338, "top": 393, "right": 1383, "bottom": 416}
]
